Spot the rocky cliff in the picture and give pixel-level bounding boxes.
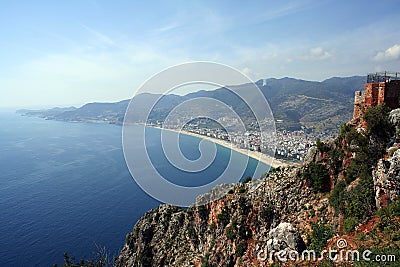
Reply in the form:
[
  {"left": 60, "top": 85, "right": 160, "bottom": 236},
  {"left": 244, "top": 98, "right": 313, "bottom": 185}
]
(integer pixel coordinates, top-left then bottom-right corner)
[
  {"left": 116, "top": 106, "right": 400, "bottom": 267},
  {"left": 116, "top": 166, "right": 331, "bottom": 266}
]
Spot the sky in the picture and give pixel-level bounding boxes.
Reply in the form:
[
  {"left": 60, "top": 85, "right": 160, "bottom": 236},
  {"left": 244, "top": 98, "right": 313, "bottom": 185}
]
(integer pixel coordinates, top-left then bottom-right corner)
[{"left": 1, "top": 0, "right": 400, "bottom": 108}]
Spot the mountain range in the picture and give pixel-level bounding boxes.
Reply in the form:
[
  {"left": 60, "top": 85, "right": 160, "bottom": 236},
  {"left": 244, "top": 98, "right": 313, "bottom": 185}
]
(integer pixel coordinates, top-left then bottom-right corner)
[{"left": 18, "top": 76, "right": 366, "bottom": 132}]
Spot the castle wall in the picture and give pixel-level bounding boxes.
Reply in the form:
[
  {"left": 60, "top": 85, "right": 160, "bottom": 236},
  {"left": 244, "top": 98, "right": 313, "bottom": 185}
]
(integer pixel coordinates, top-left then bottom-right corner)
[
  {"left": 353, "top": 91, "right": 364, "bottom": 120},
  {"left": 353, "top": 78, "right": 400, "bottom": 120},
  {"left": 384, "top": 80, "right": 400, "bottom": 109},
  {"left": 364, "top": 82, "right": 384, "bottom": 107}
]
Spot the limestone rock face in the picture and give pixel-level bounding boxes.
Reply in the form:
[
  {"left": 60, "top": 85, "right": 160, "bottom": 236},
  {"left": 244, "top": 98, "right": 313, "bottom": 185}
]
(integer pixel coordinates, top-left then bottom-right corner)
[
  {"left": 389, "top": 108, "right": 400, "bottom": 141},
  {"left": 265, "top": 222, "right": 306, "bottom": 254},
  {"left": 304, "top": 146, "right": 320, "bottom": 165},
  {"left": 116, "top": 167, "right": 331, "bottom": 267},
  {"left": 373, "top": 150, "right": 400, "bottom": 209}
]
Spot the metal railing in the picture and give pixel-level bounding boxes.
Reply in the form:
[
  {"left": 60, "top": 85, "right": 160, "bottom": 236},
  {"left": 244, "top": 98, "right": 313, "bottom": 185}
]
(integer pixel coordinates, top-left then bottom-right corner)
[{"left": 367, "top": 72, "right": 400, "bottom": 83}]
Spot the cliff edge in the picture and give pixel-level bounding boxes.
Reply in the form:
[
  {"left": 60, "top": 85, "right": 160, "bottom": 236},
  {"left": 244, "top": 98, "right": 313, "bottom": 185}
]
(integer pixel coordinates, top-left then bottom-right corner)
[{"left": 116, "top": 106, "right": 400, "bottom": 267}]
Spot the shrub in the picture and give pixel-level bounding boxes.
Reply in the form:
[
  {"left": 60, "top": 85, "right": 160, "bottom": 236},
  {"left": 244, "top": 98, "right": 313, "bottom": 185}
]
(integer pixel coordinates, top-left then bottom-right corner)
[
  {"left": 225, "top": 225, "right": 235, "bottom": 240},
  {"left": 364, "top": 104, "right": 394, "bottom": 161},
  {"left": 378, "top": 199, "right": 400, "bottom": 230},
  {"left": 388, "top": 199, "right": 400, "bottom": 217},
  {"left": 238, "top": 197, "right": 250, "bottom": 215},
  {"left": 217, "top": 207, "right": 230, "bottom": 226},
  {"left": 364, "top": 104, "right": 393, "bottom": 140},
  {"left": 343, "top": 217, "right": 359, "bottom": 233},
  {"left": 209, "top": 222, "right": 216, "bottom": 232},
  {"left": 235, "top": 241, "right": 247, "bottom": 257},
  {"left": 303, "top": 162, "right": 330, "bottom": 193},
  {"left": 308, "top": 223, "right": 333, "bottom": 255},
  {"left": 243, "top": 176, "right": 252, "bottom": 183},
  {"left": 56, "top": 247, "right": 116, "bottom": 267},
  {"left": 238, "top": 223, "right": 252, "bottom": 240},
  {"left": 187, "top": 225, "right": 196, "bottom": 240},
  {"left": 340, "top": 123, "right": 352, "bottom": 138},
  {"left": 238, "top": 186, "right": 246, "bottom": 194},
  {"left": 316, "top": 138, "right": 328, "bottom": 152},
  {"left": 201, "top": 253, "right": 211, "bottom": 267},
  {"left": 329, "top": 180, "right": 346, "bottom": 214},
  {"left": 259, "top": 202, "right": 274, "bottom": 222},
  {"left": 328, "top": 148, "right": 345, "bottom": 171},
  {"left": 198, "top": 205, "right": 209, "bottom": 221},
  {"left": 345, "top": 178, "right": 375, "bottom": 220}
]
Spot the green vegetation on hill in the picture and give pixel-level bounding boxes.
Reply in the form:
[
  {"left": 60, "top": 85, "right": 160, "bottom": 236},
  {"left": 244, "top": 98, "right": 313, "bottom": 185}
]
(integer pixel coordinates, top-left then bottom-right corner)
[
  {"left": 310, "top": 104, "right": 394, "bottom": 232},
  {"left": 21, "top": 76, "right": 366, "bottom": 132}
]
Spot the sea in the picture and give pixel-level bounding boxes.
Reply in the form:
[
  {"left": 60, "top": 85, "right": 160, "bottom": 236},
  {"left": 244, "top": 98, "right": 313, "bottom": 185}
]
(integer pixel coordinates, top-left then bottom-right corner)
[{"left": 0, "top": 111, "right": 269, "bottom": 267}]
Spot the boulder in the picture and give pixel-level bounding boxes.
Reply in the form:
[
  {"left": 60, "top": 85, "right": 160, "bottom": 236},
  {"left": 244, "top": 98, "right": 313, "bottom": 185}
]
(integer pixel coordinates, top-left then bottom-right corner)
[
  {"left": 373, "top": 150, "right": 400, "bottom": 209},
  {"left": 389, "top": 108, "right": 400, "bottom": 142},
  {"left": 265, "top": 222, "right": 306, "bottom": 253}
]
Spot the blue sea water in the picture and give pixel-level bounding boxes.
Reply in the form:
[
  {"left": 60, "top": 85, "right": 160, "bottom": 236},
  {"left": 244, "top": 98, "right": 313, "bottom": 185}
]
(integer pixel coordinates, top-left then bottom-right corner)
[{"left": 0, "top": 111, "right": 269, "bottom": 267}]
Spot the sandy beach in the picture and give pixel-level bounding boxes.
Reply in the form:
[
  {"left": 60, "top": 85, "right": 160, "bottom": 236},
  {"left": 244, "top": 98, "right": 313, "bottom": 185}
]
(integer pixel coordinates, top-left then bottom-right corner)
[{"left": 150, "top": 126, "right": 301, "bottom": 168}]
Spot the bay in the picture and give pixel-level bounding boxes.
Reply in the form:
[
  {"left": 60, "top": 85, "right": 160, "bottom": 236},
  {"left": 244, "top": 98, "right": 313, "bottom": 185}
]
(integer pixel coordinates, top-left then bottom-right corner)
[{"left": 0, "top": 112, "right": 269, "bottom": 266}]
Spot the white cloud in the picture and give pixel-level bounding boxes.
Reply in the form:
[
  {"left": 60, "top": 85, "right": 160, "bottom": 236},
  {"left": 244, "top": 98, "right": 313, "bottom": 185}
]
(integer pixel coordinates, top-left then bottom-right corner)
[
  {"left": 0, "top": 43, "right": 186, "bottom": 107},
  {"left": 256, "top": 1, "right": 317, "bottom": 23},
  {"left": 304, "top": 47, "right": 332, "bottom": 60},
  {"left": 153, "top": 22, "right": 180, "bottom": 33},
  {"left": 374, "top": 44, "right": 400, "bottom": 61}
]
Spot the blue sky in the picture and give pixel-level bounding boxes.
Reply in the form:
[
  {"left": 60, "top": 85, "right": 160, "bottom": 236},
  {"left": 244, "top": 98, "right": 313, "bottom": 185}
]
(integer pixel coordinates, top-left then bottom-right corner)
[{"left": 1, "top": 0, "right": 400, "bottom": 108}]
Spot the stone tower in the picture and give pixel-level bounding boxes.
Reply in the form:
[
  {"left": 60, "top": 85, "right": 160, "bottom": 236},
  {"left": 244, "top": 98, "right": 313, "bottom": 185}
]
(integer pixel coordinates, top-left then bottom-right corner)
[{"left": 353, "top": 72, "right": 400, "bottom": 120}]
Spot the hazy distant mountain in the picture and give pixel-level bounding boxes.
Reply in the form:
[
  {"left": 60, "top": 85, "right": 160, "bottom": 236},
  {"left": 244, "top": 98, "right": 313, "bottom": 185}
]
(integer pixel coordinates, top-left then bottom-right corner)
[
  {"left": 18, "top": 76, "right": 366, "bottom": 131},
  {"left": 17, "top": 106, "right": 77, "bottom": 117}
]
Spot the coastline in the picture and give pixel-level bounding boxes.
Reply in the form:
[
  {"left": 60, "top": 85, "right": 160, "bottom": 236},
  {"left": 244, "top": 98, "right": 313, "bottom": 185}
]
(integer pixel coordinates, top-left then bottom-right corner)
[{"left": 149, "top": 125, "right": 301, "bottom": 169}]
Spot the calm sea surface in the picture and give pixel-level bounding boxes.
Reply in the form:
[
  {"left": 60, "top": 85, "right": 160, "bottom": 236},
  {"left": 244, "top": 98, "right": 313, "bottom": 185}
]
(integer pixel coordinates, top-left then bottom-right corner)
[{"left": 0, "top": 111, "right": 268, "bottom": 267}]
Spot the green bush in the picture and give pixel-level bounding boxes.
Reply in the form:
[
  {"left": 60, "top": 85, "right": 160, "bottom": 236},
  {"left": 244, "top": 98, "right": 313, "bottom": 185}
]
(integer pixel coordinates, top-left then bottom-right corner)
[
  {"left": 344, "top": 150, "right": 372, "bottom": 184},
  {"left": 201, "top": 253, "right": 211, "bottom": 267},
  {"left": 364, "top": 104, "right": 393, "bottom": 140},
  {"left": 328, "top": 148, "right": 345, "bottom": 171},
  {"left": 209, "top": 222, "right": 216, "bottom": 232},
  {"left": 259, "top": 202, "right": 274, "bottom": 221},
  {"left": 225, "top": 225, "right": 235, "bottom": 240},
  {"left": 345, "top": 178, "right": 375, "bottom": 220},
  {"left": 316, "top": 138, "right": 330, "bottom": 152},
  {"left": 364, "top": 104, "right": 394, "bottom": 162},
  {"left": 343, "top": 216, "right": 359, "bottom": 233},
  {"left": 378, "top": 199, "right": 400, "bottom": 230},
  {"left": 238, "top": 196, "right": 250, "bottom": 215},
  {"left": 303, "top": 162, "right": 330, "bottom": 193},
  {"left": 242, "top": 176, "right": 252, "bottom": 183},
  {"left": 235, "top": 241, "right": 247, "bottom": 257},
  {"left": 308, "top": 223, "right": 333, "bottom": 255},
  {"left": 238, "top": 186, "right": 246, "bottom": 194},
  {"left": 329, "top": 180, "right": 346, "bottom": 214},
  {"left": 198, "top": 205, "right": 209, "bottom": 220},
  {"left": 238, "top": 224, "right": 251, "bottom": 240},
  {"left": 217, "top": 207, "right": 230, "bottom": 226},
  {"left": 389, "top": 199, "right": 400, "bottom": 217},
  {"left": 339, "top": 123, "right": 352, "bottom": 138}
]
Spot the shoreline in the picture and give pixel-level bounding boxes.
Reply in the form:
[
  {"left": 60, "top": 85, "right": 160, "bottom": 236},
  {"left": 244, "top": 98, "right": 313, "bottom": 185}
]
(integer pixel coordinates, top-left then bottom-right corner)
[
  {"left": 18, "top": 112, "right": 301, "bottom": 168},
  {"left": 149, "top": 125, "right": 301, "bottom": 169}
]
